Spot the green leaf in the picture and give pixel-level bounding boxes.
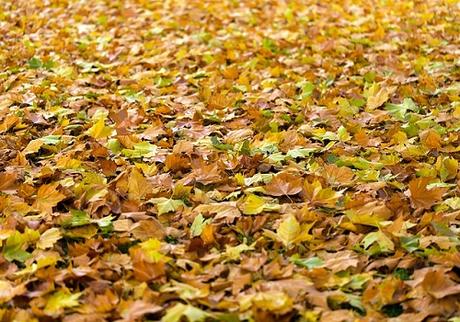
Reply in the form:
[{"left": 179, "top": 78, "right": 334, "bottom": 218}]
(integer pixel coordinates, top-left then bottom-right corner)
[
  {"left": 262, "top": 38, "right": 278, "bottom": 53},
  {"left": 3, "top": 231, "right": 31, "bottom": 262},
  {"left": 28, "top": 57, "right": 42, "bottom": 69},
  {"left": 384, "top": 98, "right": 419, "bottom": 121},
  {"left": 107, "top": 138, "right": 122, "bottom": 153},
  {"left": 336, "top": 156, "right": 384, "bottom": 170},
  {"left": 297, "top": 80, "right": 315, "bottom": 99},
  {"left": 41, "top": 135, "right": 62, "bottom": 145},
  {"left": 393, "top": 268, "right": 411, "bottom": 280},
  {"left": 290, "top": 255, "right": 324, "bottom": 270},
  {"left": 190, "top": 214, "right": 211, "bottom": 237},
  {"left": 211, "top": 136, "right": 233, "bottom": 151},
  {"left": 63, "top": 209, "right": 91, "bottom": 228},
  {"left": 345, "top": 274, "right": 372, "bottom": 291},
  {"left": 155, "top": 76, "right": 173, "bottom": 88},
  {"left": 95, "top": 215, "right": 114, "bottom": 235},
  {"left": 361, "top": 230, "right": 394, "bottom": 255},
  {"left": 122, "top": 141, "right": 158, "bottom": 158},
  {"left": 400, "top": 235, "right": 419, "bottom": 253},
  {"left": 337, "top": 126, "right": 351, "bottom": 142},
  {"left": 286, "top": 147, "right": 318, "bottom": 159}
]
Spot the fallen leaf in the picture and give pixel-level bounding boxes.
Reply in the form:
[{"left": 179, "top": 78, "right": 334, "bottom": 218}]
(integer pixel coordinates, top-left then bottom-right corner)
[
  {"left": 37, "top": 228, "right": 62, "bottom": 249},
  {"left": 407, "top": 177, "right": 446, "bottom": 209},
  {"left": 264, "top": 172, "right": 303, "bottom": 196},
  {"left": 32, "top": 183, "right": 66, "bottom": 214}
]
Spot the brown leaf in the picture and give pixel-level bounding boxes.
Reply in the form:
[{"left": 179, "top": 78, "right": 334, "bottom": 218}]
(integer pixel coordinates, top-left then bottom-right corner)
[
  {"left": 264, "top": 172, "right": 303, "bottom": 196},
  {"left": 323, "top": 164, "right": 354, "bottom": 186},
  {"left": 421, "top": 268, "right": 460, "bottom": 299},
  {"left": 0, "top": 172, "right": 17, "bottom": 191}
]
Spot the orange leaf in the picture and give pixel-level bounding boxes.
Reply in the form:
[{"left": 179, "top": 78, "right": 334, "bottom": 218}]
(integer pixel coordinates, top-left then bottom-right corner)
[
  {"left": 0, "top": 172, "right": 17, "bottom": 191},
  {"left": 32, "top": 183, "right": 66, "bottom": 214},
  {"left": 407, "top": 177, "right": 446, "bottom": 209},
  {"left": 323, "top": 164, "right": 354, "bottom": 186},
  {"left": 419, "top": 129, "right": 441, "bottom": 149}
]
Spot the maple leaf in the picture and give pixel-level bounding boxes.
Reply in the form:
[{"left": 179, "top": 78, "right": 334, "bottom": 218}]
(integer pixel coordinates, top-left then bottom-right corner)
[
  {"left": 384, "top": 98, "right": 419, "bottom": 121},
  {"left": 3, "top": 231, "right": 34, "bottom": 263},
  {"left": 239, "top": 291, "right": 293, "bottom": 314},
  {"left": 407, "top": 177, "right": 446, "bottom": 209},
  {"left": 190, "top": 213, "right": 211, "bottom": 237},
  {"left": 0, "top": 172, "right": 17, "bottom": 191},
  {"left": 366, "top": 83, "right": 396, "bottom": 110},
  {"left": 345, "top": 201, "right": 392, "bottom": 227},
  {"left": 32, "top": 183, "right": 66, "bottom": 214},
  {"left": 419, "top": 129, "right": 441, "bottom": 149},
  {"left": 86, "top": 117, "right": 114, "bottom": 139},
  {"left": 361, "top": 230, "right": 395, "bottom": 255},
  {"left": 268, "top": 214, "right": 314, "bottom": 248},
  {"left": 119, "top": 300, "right": 162, "bottom": 321},
  {"left": 128, "top": 168, "right": 150, "bottom": 201},
  {"left": 0, "top": 280, "right": 26, "bottom": 303},
  {"left": 22, "top": 139, "right": 44, "bottom": 155},
  {"left": 162, "top": 303, "right": 211, "bottom": 322},
  {"left": 323, "top": 164, "right": 354, "bottom": 186},
  {"left": 302, "top": 180, "right": 341, "bottom": 207},
  {"left": 277, "top": 214, "right": 301, "bottom": 246},
  {"left": 421, "top": 268, "right": 460, "bottom": 299},
  {"left": 44, "top": 290, "right": 81, "bottom": 316},
  {"left": 150, "top": 198, "right": 185, "bottom": 215},
  {"left": 240, "top": 194, "right": 280, "bottom": 215},
  {"left": 37, "top": 228, "right": 62, "bottom": 249},
  {"left": 122, "top": 141, "right": 158, "bottom": 158},
  {"left": 263, "top": 172, "right": 303, "bottom": 196},
  {"left": 161, "top": 281, "right": 209, "bottom": 300}
]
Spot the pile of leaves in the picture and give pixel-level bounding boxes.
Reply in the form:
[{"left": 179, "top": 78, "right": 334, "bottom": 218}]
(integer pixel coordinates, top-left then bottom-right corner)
[{"left": 0, "top": 0, "right": 459, "bottom": 321}]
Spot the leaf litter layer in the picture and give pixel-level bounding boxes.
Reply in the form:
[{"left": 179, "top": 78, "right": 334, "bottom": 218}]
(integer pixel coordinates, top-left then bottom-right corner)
[{"left": 0, "top": 0, "right": 459, "bottom": 321}]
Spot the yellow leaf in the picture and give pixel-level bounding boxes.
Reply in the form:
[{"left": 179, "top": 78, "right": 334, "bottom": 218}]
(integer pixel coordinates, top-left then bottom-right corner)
[
  {"left": 44, "top": 290, "right": 81, "bottom": 317},
  {"left": 86, "top": 118, "right": 113, "bottom": 139},
  {"left": 23, "top": 139, "right": 44, "bottom": 155},
  {"left": 303, "top": 180, "right": 341, "bottom": 207},
  {"left": 239, "top": 291, "right": 293, "bottom": 314},
  {"left": 277, "top": 215, "right": 300, "bottom": 247},
  {"left": 240, "top": 194, "right": 265, "bottom": 215},
  {"left": 37, "top": 228, "right": 62, "bottom": 249},
  {"left": 128, "top": 168, "right": 149, "bottom": 201},
  {"left": 32, "top": 184, "right": 66, "bottom": 214},
  {"left": 366, "top": 83, "right": 396, "bottom": 110}
]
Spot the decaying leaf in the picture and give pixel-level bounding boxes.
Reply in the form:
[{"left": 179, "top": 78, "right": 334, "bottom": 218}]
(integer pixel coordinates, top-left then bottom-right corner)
[{"left": 0, "top": 0, "right": 457, "bottom": 320}]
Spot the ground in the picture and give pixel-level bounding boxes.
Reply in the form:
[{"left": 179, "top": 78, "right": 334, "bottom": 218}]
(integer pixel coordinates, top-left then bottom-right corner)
[{"left": 0, "top": 0, "right": 459, "bottom": 321}]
